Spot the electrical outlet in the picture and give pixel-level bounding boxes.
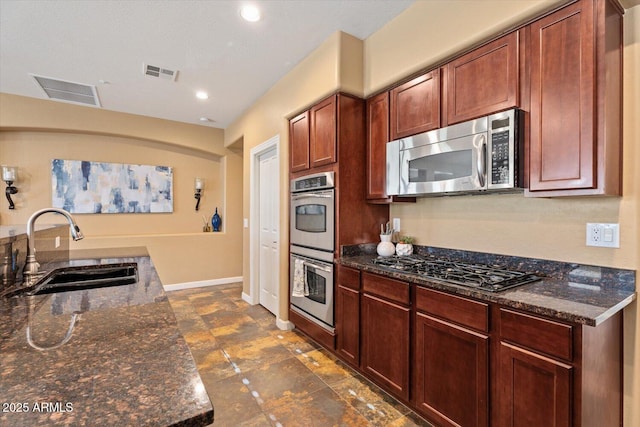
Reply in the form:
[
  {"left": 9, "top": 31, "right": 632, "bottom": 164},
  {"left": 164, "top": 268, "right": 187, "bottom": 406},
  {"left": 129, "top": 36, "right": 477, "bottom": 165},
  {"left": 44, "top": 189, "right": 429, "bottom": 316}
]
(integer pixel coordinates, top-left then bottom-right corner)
[
  {"left": 392, "top": 218, "right": 401, "bottom": 233},
  {"left": 586, "top": 223, "right": 620, "bottom": 248},
  {"left": 55, "top": 236, "right": 61, "bottom": 248}
]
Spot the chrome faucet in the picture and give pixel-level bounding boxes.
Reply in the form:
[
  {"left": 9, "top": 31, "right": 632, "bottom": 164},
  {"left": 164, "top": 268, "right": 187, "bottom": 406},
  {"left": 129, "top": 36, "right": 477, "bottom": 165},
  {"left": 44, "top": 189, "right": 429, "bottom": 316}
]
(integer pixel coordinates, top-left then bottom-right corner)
[{"left": 23, "top": 208, "right": 84, "bottom": 284}]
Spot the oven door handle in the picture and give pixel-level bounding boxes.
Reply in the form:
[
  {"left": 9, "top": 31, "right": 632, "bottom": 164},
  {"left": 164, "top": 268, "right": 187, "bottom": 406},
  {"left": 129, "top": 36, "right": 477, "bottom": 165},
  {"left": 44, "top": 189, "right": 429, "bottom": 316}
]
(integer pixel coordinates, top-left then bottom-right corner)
[
  {"left": 302, "top": 260, "right": 333, "bottom": 273},
  {"left": 291, "top": 193, "right": 333, "bottom": 201}
]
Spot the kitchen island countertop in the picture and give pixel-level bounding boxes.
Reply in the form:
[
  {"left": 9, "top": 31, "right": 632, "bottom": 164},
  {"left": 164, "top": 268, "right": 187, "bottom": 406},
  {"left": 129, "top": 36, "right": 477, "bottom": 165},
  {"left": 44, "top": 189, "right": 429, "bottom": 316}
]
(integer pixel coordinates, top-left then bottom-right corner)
[{"left": 0, "top": 247, "right": 213, "bottom": 426}]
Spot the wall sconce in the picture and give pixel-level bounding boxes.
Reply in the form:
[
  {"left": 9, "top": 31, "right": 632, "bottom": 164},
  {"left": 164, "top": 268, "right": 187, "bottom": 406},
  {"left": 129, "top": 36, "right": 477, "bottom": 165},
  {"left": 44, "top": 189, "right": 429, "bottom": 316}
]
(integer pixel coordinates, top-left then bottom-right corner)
[
  {"left": 2, "top": 166, "right": 18, "bottom": 210},
  {"left": 194, "top": 178, "right": 203, "bottom": 211}
]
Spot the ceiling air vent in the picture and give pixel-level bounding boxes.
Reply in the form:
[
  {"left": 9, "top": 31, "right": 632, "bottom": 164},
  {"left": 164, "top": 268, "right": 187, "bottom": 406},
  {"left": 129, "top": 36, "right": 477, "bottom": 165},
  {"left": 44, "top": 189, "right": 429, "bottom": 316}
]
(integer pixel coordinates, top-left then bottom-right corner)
[
  {"left": 30, "top": 74, "right": 101, "bottom": 107},
  {"left": 143, "top": 63, "right": 178, "bottom": 81}
]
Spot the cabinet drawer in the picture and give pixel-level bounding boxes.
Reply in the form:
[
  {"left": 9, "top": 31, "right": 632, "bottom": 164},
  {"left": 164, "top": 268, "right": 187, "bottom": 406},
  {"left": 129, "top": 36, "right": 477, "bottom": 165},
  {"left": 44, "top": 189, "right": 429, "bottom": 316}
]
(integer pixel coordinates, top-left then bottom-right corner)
[
  {"left": 337, "top": 265, "right": 360, "bottom": 291},
  {"left": 362, "top": 272, "right": 409, "bottom": 306},
  {"left": 500, "top": 308, "right": 573, "bottom": 361},
  {"left": 416, "top": 286, "right": 489, "bottom": 332}
]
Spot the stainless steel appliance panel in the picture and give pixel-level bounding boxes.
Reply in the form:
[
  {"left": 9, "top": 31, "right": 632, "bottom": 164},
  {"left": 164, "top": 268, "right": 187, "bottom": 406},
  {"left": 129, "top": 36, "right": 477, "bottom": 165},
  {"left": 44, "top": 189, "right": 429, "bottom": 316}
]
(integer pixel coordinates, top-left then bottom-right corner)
[
  {"left": 290, "top": 247, "right": 334, "bottom": 331},
  {"left": 290, "top": 172, "right": 335, "bottom": 253},
  {"left": 387, "top": 109, "right": 523, "bottom": 196},
  {"left": 399, "top": 132, "right": 486, "bottom": 194}
]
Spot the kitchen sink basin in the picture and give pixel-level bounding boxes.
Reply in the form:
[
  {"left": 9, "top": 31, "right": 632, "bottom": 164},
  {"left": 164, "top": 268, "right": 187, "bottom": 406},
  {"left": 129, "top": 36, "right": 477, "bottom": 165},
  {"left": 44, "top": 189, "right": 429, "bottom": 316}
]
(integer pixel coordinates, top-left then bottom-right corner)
[{"left": 30, "top": 263, "right": 138, "bottom": 295}]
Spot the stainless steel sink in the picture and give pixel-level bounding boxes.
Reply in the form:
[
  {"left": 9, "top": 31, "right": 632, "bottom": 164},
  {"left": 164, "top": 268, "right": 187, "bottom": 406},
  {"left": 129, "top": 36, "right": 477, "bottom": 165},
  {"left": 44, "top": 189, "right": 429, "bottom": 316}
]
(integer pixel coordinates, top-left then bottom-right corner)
[{"left": 29, "top": 263, "right": 138, "bottom": 295}]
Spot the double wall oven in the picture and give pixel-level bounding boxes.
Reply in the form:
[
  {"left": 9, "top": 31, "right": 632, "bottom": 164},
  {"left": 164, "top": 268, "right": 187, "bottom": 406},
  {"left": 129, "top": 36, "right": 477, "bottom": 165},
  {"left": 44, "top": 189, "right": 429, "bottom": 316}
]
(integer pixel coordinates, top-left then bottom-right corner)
[{"left": 290, "top": 172, "right": 335, "bottom": 332}]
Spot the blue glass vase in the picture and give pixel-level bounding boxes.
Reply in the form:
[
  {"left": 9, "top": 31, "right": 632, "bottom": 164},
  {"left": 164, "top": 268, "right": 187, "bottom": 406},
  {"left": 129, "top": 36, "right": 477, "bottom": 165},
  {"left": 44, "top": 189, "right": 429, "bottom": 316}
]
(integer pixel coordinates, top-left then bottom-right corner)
[{"left": 211, "top": 208, "right": 222, "bottom": 232}]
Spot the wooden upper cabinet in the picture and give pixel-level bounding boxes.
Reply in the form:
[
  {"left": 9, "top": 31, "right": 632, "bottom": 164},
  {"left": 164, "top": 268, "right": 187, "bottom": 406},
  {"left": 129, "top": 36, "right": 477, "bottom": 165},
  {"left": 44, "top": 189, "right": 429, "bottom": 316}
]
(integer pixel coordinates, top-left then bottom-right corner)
[
  {"left": 527, "top": 0, "right": 622, "bottom": 196},
  {"left": 366, "top": 92, "right": 390, "bottom": 200},
  {"left": 309, "top": 95, "right": 337, "bottom": 168},
  {"left": 289, "top": 111, "right": 310, "bottom": 172},
  {"left": 445, "top": 32, "right": 519, "bottom": 125},
  {"left": 390, "top": 70, "right": 441, "bottom": 140}
]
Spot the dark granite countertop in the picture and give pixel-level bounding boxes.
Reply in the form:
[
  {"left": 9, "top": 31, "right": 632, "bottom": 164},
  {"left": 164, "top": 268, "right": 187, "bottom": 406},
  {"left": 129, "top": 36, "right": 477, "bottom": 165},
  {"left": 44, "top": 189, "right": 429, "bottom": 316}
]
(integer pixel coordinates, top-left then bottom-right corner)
[
  {"left": 340, "top": 245, "right": 636, "bottom": 327},
  {"left": 0, "top": 247, "right": 213, "bottom": 426}
]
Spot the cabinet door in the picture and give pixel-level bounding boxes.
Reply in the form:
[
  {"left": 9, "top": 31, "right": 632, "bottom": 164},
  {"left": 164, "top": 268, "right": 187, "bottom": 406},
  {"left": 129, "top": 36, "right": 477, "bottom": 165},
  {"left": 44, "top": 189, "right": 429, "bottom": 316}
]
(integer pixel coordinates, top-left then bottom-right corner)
[
  {"left": 290, "top": 111, "right": 310, "bottom": 172},
  {"left": 366, "top": 92, "right": 390, "bottom": 200},
  {"left": 390, "top": 71, "right": 441, "bottom": 140},
  {"left": 310, "top": 95, "right": 337, "bottom": 168},
  {"left": 446, "top": 32, "right": 519, "bottom": 124},
  {"left": 361, "top": 293, "right": 410, "bottom": 400},
  {"left": 336, "top": 265, "right": 360, "bottom": 368},
  {"left": 498, "top": 342, "right": 572, "bottom": 427},
  {"left": 336, "top": 285, "right": 360, "bottom": 368},
  {"left": 528, "top": 1, "right": 595, "bottom": 192},
  {"left": 414, "top": 313, "right": 489, "bottom": 427}
]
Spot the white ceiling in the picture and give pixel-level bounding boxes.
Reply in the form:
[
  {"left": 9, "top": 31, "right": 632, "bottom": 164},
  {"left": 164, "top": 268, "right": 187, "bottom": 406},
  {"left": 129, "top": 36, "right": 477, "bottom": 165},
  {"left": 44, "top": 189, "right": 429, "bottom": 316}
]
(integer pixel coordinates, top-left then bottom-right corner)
[{"left": 0, "top": 0, "right": 413, "bottom": 129}]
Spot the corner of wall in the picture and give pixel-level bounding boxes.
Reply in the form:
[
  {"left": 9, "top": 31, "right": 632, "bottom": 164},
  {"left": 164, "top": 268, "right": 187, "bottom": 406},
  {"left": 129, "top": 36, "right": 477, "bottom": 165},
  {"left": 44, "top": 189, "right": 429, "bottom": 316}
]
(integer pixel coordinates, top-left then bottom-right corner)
[{"left": 338, "top": 31, "right": 365, "bottom": 97}]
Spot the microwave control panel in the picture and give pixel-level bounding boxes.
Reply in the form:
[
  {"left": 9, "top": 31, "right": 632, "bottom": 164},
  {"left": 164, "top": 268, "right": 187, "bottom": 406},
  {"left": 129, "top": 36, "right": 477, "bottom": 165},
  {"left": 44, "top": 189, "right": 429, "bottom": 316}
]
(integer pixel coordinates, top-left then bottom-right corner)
[{"left": 491, "top": 130, "right": 511, "bottom": 185}]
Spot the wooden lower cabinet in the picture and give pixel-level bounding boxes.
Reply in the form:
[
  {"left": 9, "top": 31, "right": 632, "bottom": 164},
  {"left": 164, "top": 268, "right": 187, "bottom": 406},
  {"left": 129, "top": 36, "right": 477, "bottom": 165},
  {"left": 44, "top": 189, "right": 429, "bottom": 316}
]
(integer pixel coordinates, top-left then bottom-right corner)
[
  {"left": 496, "top": 308, "right": 622, "bottom": 427},
  {"left": 414, "top": 313, "right": 489, "bottom": 427},
  {"left": 336, "top": 267, "right": 360, "bottom": 368},
  {"left": 361, "top": 292, "right": 410, "bottom": 400},
  {"left": 498, "top": 342, "right": 572, "bottom": 427},
  {"left": 414, "top": 287, "right": 490, "bottom": 426},
  {"left": 331, "top": 270, "right": 622, "bottom": 426}
]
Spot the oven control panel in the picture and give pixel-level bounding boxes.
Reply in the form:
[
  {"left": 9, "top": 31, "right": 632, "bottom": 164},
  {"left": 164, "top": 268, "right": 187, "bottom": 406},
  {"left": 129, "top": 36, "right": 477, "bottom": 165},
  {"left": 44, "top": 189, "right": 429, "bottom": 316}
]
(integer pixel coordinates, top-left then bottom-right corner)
[{"left": 291, "top": 171, "right": 335, "bottom": 192}]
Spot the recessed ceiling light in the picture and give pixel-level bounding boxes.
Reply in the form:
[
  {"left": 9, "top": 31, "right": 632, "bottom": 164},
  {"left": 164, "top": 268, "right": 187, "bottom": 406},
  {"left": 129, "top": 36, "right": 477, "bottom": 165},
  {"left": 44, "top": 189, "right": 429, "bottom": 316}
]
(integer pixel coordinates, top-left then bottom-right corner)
[
  {"left": 199, "top": 117, "right": 215, "bottom": 123},
  {"left": 196, "top": 91, "right": 209, "bottom": 100},
  {"left": 240, "top": 5, "right": 261, "bottom": 22}
]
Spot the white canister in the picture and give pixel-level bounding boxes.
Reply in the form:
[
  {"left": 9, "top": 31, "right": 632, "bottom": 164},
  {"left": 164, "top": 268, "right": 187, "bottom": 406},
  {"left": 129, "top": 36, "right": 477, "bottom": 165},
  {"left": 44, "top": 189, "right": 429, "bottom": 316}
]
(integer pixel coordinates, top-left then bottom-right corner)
[
  {"left": 377, "top": 234, "right": 395, "bottom": 257},
  {"left": 396, "top": 243, "right": 413, "bottom": 256}
]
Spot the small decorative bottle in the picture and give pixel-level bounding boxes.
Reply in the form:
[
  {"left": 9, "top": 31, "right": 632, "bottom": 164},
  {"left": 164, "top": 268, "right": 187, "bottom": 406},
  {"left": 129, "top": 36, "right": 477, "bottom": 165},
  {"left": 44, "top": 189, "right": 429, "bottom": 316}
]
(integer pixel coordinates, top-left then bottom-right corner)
[{"left": 211, "top": 208, "right": 222, "bottom": 232}]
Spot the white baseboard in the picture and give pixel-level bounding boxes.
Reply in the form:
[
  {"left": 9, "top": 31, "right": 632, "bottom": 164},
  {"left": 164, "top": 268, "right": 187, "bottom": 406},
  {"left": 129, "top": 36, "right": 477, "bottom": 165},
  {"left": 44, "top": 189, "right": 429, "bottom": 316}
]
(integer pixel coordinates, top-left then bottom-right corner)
[
  {"left": 163, "top": 276, "right": 243, "bottom": 292},
  {"left": 241, "top": 292, "right": 258, "bottom": 305},
  {"left": 276, "top": 318, "right": 295, "bottom": 331}
]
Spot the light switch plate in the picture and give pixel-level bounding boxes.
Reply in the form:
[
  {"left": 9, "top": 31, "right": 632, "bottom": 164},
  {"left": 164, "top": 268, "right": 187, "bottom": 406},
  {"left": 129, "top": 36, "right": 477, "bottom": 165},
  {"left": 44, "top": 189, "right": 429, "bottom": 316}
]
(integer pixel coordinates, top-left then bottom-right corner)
[
  {"left": 586, "top": 223, "right": 620, "bottom": 248},
  {"left": 55, "top": 236, "right": 61, "bottom": 248},
  {"left": 243, "top": 218, "right": 249, "bottom": 228},
  {"left": 392, "top": 218, "right": 401, "bottom": 233}
]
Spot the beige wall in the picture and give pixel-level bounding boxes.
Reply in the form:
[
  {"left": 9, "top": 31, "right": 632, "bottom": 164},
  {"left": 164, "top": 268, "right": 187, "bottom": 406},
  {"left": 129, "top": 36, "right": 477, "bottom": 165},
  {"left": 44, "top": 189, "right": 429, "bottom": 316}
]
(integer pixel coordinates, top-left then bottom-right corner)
[
  {"left": 225, "top": 31, "right": 364, "bottom": 319},
  {"left": 364, "top": 0, "right": 568, "bottom": 95},
  {"left": 226, "top": 0, "right": 639, "bottom": 423},
  {"left": 0, "top": 94, "right": 243, "bottom": 285}
]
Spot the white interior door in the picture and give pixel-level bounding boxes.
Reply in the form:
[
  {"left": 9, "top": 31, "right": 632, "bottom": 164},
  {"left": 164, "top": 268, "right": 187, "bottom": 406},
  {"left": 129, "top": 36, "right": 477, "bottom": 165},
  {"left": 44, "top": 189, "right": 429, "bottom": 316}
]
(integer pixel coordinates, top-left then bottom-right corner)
[{"left": 258, "top": 147, "right": 279, "bottom": 315}]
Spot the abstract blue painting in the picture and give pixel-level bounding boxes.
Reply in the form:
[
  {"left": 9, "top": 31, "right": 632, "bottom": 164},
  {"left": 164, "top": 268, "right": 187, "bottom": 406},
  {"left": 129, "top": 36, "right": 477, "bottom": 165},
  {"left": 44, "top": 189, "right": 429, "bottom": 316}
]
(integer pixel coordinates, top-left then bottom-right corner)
[{"left": 51, "top": 159, "right": 173, "bottom": 214}]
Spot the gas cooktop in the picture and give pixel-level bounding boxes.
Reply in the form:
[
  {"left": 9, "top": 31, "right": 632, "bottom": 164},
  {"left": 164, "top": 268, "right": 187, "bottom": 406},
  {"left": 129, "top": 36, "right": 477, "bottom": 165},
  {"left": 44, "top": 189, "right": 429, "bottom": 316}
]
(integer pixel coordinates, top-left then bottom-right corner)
[{"left": 371, "top": 255, "right": 540, "bottom": 292}]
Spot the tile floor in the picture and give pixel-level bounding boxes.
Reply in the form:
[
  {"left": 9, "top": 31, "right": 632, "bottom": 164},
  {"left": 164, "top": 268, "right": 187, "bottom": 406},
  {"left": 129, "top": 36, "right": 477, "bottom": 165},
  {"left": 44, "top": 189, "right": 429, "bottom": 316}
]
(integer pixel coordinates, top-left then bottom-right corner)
[{"left": 166, "top": 283, "right": 433, "bottom": 427}]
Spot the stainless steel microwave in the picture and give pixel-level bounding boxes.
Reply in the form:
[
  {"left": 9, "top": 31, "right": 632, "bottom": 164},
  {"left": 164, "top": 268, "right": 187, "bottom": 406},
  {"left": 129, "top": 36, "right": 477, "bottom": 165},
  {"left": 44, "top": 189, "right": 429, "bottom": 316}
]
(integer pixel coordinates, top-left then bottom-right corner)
[{"left": 386, "top": 109, "right": 524, "bottom": 196}]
